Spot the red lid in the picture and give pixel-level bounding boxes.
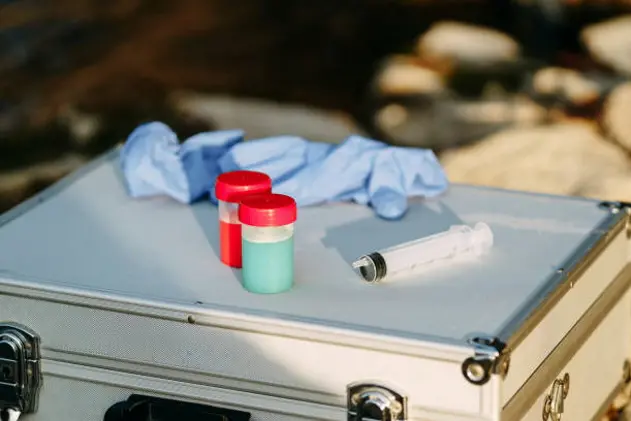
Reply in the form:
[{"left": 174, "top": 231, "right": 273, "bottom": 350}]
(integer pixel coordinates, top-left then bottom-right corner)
[
  {"left": 239, "top": 194, "right": 297, "bottom": 227},
  {"left": 215, "top": 171, "right": 272, "bottom": 202}
]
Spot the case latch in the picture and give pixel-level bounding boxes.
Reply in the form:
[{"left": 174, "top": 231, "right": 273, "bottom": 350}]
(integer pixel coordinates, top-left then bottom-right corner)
[
  {"left": 542, "top": 373, "right": 570, "bottom": 421},
  {"left": 347, "top": 382, "right": 407, "bottom": 421},
  {"left": 0, "top": 323, "right": 42, "bottom": 416}
]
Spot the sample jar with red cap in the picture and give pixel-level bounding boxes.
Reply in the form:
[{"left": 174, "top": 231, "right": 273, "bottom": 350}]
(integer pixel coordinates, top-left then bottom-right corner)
[
  {"left": 214, "top": 171, "right": 272, "bottom": 268},
  {"left": 238, "top": 194, "right": 297, "bottom": 294}
]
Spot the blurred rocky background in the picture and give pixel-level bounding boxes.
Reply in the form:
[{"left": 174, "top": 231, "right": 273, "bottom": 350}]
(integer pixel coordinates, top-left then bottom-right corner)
[
  {"left": 2, "top": 0, "right": 631, "bottom": 218},
  {"left": 3, "top": 1, "right": 631, "bottom": 418}
]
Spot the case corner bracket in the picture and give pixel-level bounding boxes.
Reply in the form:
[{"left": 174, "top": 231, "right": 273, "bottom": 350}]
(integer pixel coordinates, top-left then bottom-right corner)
[{"left": 462, "top": 335, "right": 510, "bottom": 386}]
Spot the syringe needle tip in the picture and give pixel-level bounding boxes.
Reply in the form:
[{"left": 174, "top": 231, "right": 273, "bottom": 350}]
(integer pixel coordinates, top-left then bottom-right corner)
[{"left": 352, "top": 257, "right": 368, "bottom": 269}]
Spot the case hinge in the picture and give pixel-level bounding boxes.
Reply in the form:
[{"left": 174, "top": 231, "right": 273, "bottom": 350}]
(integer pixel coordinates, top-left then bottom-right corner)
[
  {"left": 0, "top": 322, "right": 42, "bottom": 417},
  {"left": 542, "top": 373, "right": 570, "bottom": 421},
  {"left": 347, "top": 382, "right": 408, "bottom": 421},
  {"left": 461, "top": 335, "right": 510, "bottom": 386}
]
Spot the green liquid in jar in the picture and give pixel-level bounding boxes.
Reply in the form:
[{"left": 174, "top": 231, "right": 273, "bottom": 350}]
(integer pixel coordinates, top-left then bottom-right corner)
[{"left": 242, "top": 236, "right": 294, "bottom": 294}]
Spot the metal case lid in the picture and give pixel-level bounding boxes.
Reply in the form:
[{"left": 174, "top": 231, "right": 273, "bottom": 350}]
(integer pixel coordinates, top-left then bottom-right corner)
[{"left": 0, "top": 150, "right": 622, "bottom": 376}]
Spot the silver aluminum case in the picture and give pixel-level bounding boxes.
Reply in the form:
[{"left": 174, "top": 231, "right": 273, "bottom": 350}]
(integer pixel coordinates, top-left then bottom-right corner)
[{"left": 0, "top": 148, "right": 629, "bottom": 420}]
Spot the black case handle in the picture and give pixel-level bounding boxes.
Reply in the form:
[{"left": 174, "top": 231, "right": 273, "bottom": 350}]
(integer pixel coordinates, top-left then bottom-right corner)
[{"left": 104, "top": 394, "right": 251, "bottom": 421}]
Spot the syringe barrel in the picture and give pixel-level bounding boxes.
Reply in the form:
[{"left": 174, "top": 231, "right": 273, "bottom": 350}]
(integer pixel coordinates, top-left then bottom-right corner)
[{"left": 353, "top": 222, "right": 493, "bottom": 283}]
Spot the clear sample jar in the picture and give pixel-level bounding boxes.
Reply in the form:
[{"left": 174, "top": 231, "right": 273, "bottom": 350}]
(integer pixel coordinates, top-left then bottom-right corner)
[
  {"left": 238, "top": 194, "right": 297, "bottom": 294},
  {"left": 214, "top": 171, "right": 272, "bottom": 268}
]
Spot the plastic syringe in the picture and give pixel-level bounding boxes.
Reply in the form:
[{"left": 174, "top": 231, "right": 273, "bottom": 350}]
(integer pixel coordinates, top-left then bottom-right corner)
[{"left": 352, "top": 222, "right": 494, "bottom": 283}]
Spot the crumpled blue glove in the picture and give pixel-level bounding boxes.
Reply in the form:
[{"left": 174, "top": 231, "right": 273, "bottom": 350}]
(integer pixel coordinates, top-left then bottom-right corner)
[
  {"left": 120, "top": 122, "right": 243, "bottom": 203},
  {"left": 120, "top": 122, "right": 449, "bottom": 220}
]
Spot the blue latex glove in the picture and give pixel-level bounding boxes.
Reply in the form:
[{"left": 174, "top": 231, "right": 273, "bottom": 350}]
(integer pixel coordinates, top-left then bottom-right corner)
[
  {"left": 120, "top": 122, "right": 243, "bottom": 203},
  {"left": 368, "top": 146, "right": 449, "bottom": 219},
  {"left": 217, "top": 134, "right": 448, "bottom": 219},
  {"left": 120, "top": 122, "right": 449, "bottom": 220}
]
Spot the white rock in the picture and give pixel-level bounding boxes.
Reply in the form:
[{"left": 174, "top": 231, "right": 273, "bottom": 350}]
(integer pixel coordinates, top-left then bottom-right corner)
[
  {"left": 170, "top": 92, "right": 366, "bottom": 143},
  {"left": 57, "top": 106, "right": 103, "bottom": 146},
  {"left": 417, "top": 21, "right": 520, "bottom": 65},
  {"left": 452, "top": 95, "right": 547, "bottom": 126},
  {"left": 532, "top": 67, "right": 601, "bottom": 104},
  {"left": 374, "top": 95, "right": 547, "bottom": 149},
  {"left": 375, "top": 55, "right": 445, "bottom": 95},
  {"left": 375, "top": 104, "right": 409, "bottom": 131},
  {"left": 580, "top": 174, "right": 631, "bottom": 203},
  {"left": 602, "top": 82, "right": 631, "bottom": 152},
  {"left": 581, "top": 15, "right": 631, "bottom": 76},
  {"left": 440, "top": 122, "right": 631, "bottom": 196}
]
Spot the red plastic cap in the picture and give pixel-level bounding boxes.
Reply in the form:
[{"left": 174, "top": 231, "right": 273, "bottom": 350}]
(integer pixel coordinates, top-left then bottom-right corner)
[
  {"left": 215, "top": 171, "right": 272, "bottom": 202},
  {"left": 239, "top": 194, "right": 297, "bottom": 227}
]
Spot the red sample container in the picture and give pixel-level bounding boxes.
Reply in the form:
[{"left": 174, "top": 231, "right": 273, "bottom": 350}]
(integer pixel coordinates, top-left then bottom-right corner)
[{"left": 214, "top": 171, "right": 272, "bottom": 268}]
